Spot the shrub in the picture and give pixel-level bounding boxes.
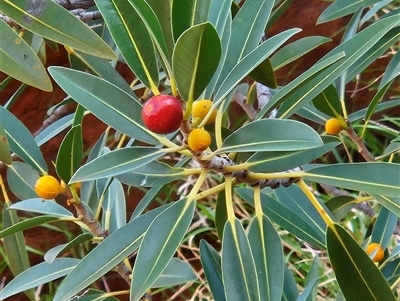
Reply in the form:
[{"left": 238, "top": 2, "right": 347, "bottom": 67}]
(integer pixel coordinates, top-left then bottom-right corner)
[{"left": 0, "top": 1, "right": 399, "bottom": 301}]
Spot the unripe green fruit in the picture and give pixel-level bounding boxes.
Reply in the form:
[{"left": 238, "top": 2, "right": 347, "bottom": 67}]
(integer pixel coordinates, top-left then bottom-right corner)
[{"left": 141, "top": 95, "right": 183, "bottom": 134}]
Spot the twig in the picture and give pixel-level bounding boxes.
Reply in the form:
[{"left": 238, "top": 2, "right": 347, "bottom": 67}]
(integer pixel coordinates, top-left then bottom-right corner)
[
  {"left": 345, "top": 120, "right": 376, "bottom": 162},
  {"left": 74, "top": 201, "right": 132, "bottom": 283},
  {"left": 55, "top": 0, "right": 95, "bottom": 9}
]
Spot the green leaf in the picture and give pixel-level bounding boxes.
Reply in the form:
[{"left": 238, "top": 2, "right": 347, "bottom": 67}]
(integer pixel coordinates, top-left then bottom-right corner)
[
  {"left": 35, "top": 114, "right": 75, "bottom": 147},
  {"left": 199, "top": 240, "right": 226, "bottom": 301},
  {"left": 379, "top": 50, "right": 400, "bottom": 90},
  {"left": 217, "top": 119, "right": 322, "bottom": 153},
  {"left": 0, "top": 106, "right": 47, "bottom": 174},
  {"left": 72, "top": 50, "right": 133, "bottom": 95},
  {"left": 312, "top": 84, "right": 342, "bottom": 117},
  {"left": 1, "top": 0, "right": 116, "bottom": 59},
  {"left": 146, "top": 0, "right": 174, "bottom": 59},
  {"left": 326, "top": 223, "right": 396, "bottom": 301},
  {"left": 271, "top": 36, "right": 331, "bottom": 71},
  {"left": 371, "top": 206, "right": 398, "bottom": 249},
  {"left": 151, "top": 258, "right": 197, "bottom": 288},
  {"left": 345, "top": 27, "right": 400, "bottom": 82},
  {"left": 53, "top": 205, "right": 171, "bottom": 301},
  {"left": 267, "top": 15, "right": 399, "bottom": 119},
  {"left": 217, "top": 0, "right": 275, "bottom": 86},
  {"left": 48, "top": 67, "right": 158, "bottom": 145},
  {"left": 214, "top": 28, "right": 301, "bottom": 105},
  {"left": 2, "top": 203, "right": 35, "bottom": 300},
  {"left": 0, "top": 124, "right": 12, "bottom": 165},
  {"left": 302, "top": 163, "right": 400, "bottom": 198},
  {"left": 236, "top": 188, "right": 325, "bottom": 248},
  {"left": 248, "top": 215, "right": 284, "bottom": 301},
  {"left": 364, "top": 81, "right": 393, "bottom": 128},
  {"left": 115, "top": 161, "right": 185, "bottom": 187},
  {"left": 317, "top": 0, "right": 379, "bottom": 24},
  {"left": 296, "top": 103, "right": 332, "bottom": 126},
  {"left": 248, "top": 58, "right": 277, "bottom": 89},
  {"left": 296, "top": 278, "right": 318, "bottom": 301},
  {"left": 0, "top": 215, "right": 58, "bottom": 239},
  {"left": 0, "top": 258, "right": 79, "bottom": 300},
  {"left": 281, "top": 265, "right": 298, "bottom": 301},
  {"left": 7, "top": 162, "right": 39, "bottom": 200},
  {"left": 348, "top": 98, "right": 400, "bottom": 122},
  {"left": 94, "top": 0, "right": 158, "bottom": 89},
  {"left": 44, "top": 233, "right": 93, "bottom": 264},
  {"left": 222, "top": 219, "right": 261, "bottom": 301},
  {"left": 172, "top": 22, "right": 221, "bottom": 102},
  {"left": 130, "top": 185, "right": 163, "bottom": 220},
  {"left": 246, "top": 135, "right": 341, "bottom": 173},
  {"left": 171, "top": 0, "right": 211, "bottom": 41},
  {"left": 130, "top": 199, "right": 195, "bottom": 300},
  {"left": 0, "top": 19, "right": 52, "bottom": 91},
  {"left": 8, "top": 199, "right": 73, "bottom": 218},
  {"left": 215, "top": 190, "right": 228, "bottom": 240},
  {"left": 102, "top": 179, "right": 126, "bottom": 234},
  {"left": 56, "top": 125, "right": 83, "bottom": 184},
  {"left": 372, "top": 195, "right": 400, "bottom": 218},
  {"left": 275, "top": 185, "right": 327, "bottom": 236},
  {"left": 70, "top": 147, "right": 164, "bottom": 183},
  {"left": 325, "top": 195, "right": 357, "bottom": 221}
]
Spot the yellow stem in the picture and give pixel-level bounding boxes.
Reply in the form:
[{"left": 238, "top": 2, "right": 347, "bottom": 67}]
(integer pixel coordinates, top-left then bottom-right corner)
[
  {"left": 194, "top": 179, "right": 237, "bottom": 201},
  {"left": 253, "top": 185, "right": 263, "bottom": 218},
  {"left": 187, "top": 170, "right": 209, "bottom": 201},
  {"left": 0, "top": 174, "right": 11, "bottom": 205},
  {"left": 97, "top": 290, "right": 130, "bottom": 300},
  {"left": 116, "top": 134, "right": 127, "bottom": 149},
  {"left": 182, "top": 168, "right": 203, "bottom": 176},
  {"left": 225, "top": 176, "right": 236, "bottom": 222},
  {"left": 354, "top": 196, "right": 374, "bottom": 203},
  {"left": 297, "top": 179, "right": 334, "bottom": 228},
  {"left": 70, "top": 184, "right": 81, "bottom": 205}
]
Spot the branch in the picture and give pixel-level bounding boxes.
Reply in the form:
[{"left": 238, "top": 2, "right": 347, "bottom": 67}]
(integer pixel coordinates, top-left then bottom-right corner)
[
  {"left": 345, "top": 120, "right": 375, "bottom": 162},
  {"left": 55, "top": 0, "right": 95, "bottom": 10}
]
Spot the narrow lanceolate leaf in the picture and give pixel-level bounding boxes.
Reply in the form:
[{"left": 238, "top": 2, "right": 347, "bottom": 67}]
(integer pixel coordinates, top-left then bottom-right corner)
[
  {"left": 326, "top": 224, "right": 396, "bottom": 301},
  {"left": 2, "top": 204, "right": 35, "bottom": 300},
  {"left": 70, "top": 147, "right": 164, "bottom": 183},
  {"left": 0, "top": 19, "right": 51, "bottom": 91},
  {"left": 56, "top": 125, "right": 83, "bottom": 184},
  {"left": 271, "top": 36, "right": 331, "bottom": 71},
  {"left": 0, "top": 106, "right": 47, "bottom": 174},
  {"left": 171, "top": 0, "right": 211, "bottom": 41},
  {"left": 199, "top": 240, "right": 226, "bottom": 301},
  {"left": 371, "top": 206, "right": 398, "bottom": 249},
  {"left": 379, "top": 50, "right": 400, "bottom": 90},
  {"left": 364, "top": 81, "right": 393, "bottom": 126},
  {"left": 172, "top": 22, "right": 221, "bottom": 102},
  {"left": 302, "top": 163, "right": 400, "bottom": 198},
  {"left": 217, "top": 119, "right": 322, "bottom": 153},
  {"left": 48, "top": 67, "right": 158, "bottom": 145},
  {"left": 0, "top": 124, "right": 12, "bottom": 165},
  {"left": 9, "top": 199, "right": 74, "bottom": 218},
  {"left": 325, "top": 195, "right": 357, "bottom": 221},
  {"left": 246, "top": 135, "right": 341, "bottom": 173},
  {"left": 115, "top": 161, "right": 185, "bottom": 187},
  {"left": 217, "top": 0, "right": 275, "bottom": 86},
  {"left": 53, "top": 205, "right": 171, "bottom": 301},
  {"left": 0, "top": 215, "right": 59, "bottom": 239},
  {"left": 236, "top": 188, "right": 325, "bottom": 248},
  {"left": 317, "top": 0, "right": 379, "bottom": 24},
  {"left": 282, "top": 265, "right": 299, "bottom": 301},
  {"left": 151, "top": 258, "right": 197, "bottom": 288},
  {"left": 248, "top": 216, "right": 284, "bottom": 301},
  {"left": 2, "top": 0, "right": 116, "bottom": 59},
  {"left": 130, "top": 198, "right": 195, "bottom": 301},
  {"left": 222, "top": 219, "right": 261, "bottom": 301},
  {"left": 94, "top": 0, "right": 158, "bottom": 89},
  {"left": 44, "top": 233, "right": 93, "bottom": 264},
  {"left": 7, "top": 162, "right": 39, "bottom": 200},
  {"left": 275, "top": 15, "right": 399, "bottom": 119},
  {"left": 372, "top": 195, "right": 400, "bottom": 218},
  {"left": 214, "top": 28, "right": 301, "bottom": 105},
  {"left": 312, "top": 84, "right": 341, "bottom": 117},
  {"left": 0, "top": 258, "right": 80, "bottom": 300}
]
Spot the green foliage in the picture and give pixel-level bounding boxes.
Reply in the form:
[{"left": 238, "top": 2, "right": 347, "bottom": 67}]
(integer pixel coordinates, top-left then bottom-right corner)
[{"left": 0, "top": 0, "right": 399, "bottom": 300}]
